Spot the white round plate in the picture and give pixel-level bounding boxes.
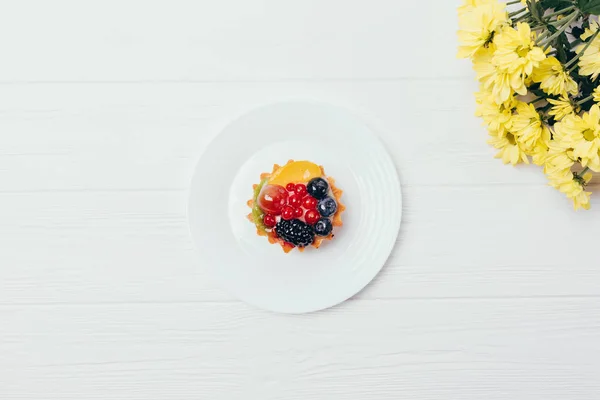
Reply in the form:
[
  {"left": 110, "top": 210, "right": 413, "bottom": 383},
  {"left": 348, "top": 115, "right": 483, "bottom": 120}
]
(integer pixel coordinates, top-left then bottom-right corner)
[{"left": 188, "top": 101, "right": 402, "bottom": 313}]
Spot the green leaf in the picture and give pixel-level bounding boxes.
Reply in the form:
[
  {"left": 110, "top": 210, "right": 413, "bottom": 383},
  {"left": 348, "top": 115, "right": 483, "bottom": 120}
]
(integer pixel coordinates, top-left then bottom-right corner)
[
  {"left": 555, "top": 32, "right": 570, "bottom": 62},
  {"left": 578, "top": 0, "right": 600, "bottom": 15},
  {"left": 540, "top": 0, "right": 571, "bottom": 9},
  {"left": 528, "top": 0, "right": 543, "bottom": 19},
  {"left": 541, "top": 0, "right": 575, "bottom": 9}
]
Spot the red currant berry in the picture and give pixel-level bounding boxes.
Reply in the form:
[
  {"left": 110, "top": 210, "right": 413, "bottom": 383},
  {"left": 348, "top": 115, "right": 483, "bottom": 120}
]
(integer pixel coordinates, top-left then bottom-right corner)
[
  {"left": 263, "top": 214, "right": 276, "bottom": 228},
  {"left": 295, "top": 184, "right": 307, "bottom": 196},
  {"left": 281, "top": 206, "right": 295, "bottom": 220},
  {"left": 288, "top": 194, "right": 302, "bottom": 207},
  {"left": 304, "top": 209, "right": 320, "bottom": 225},
  {"left": 302, "top": 196, "right": 318, "bottom": 210},
  {"left": 286, "top": 183, "right": 296, "bottom": 192},
  {"left": 294, "top": 207, "right": 304, "bottom": 218}
]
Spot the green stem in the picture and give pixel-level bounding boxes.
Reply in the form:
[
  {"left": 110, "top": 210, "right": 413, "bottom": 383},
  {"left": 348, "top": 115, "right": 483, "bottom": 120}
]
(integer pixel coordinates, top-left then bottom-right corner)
[
  {"left": 514, "top": 14, "right": 533, "bottom": 24},
  {"left": 509, "top": 8, "right": 527, "bottom": 17},
  {"left": 548, "top": 10, "right": 579, "bottom": 28},
  {"left": 536, "top": 30, "right": 551, "bottom": 42},
  {"left": 575, "top": 167, "right": 591, "bottom": 185},
  {"left": 577, "top": 94, "right": 594, "bottom": 104},
  {"left": 539, "top": 11, "right": 580, "bottom": 50},
  {"left": 571, "top": 38, "right": 583, "bottom": 46},
  {"left": 566, "top": 29, "right": 600, "bottom": 71},
  {"left": 506, "top": 0, "right": 522, "bottom": 4},
  {"left": 543, "top": 5, "right": 575, "bottom": 19}
]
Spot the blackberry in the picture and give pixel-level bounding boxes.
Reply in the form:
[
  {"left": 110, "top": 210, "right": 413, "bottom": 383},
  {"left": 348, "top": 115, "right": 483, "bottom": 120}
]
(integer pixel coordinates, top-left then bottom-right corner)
[
  {"left": 307, "top": 177, "right": 329, "bottom": 200},
  {"left": 275, "top": 218, "right": 315, "bottom": 247}
]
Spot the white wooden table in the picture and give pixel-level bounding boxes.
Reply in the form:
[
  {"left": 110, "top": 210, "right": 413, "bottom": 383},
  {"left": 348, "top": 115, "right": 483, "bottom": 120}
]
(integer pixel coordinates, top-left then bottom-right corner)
[{"left": 2, "top": 1, "right": 600, "bottom": 399}]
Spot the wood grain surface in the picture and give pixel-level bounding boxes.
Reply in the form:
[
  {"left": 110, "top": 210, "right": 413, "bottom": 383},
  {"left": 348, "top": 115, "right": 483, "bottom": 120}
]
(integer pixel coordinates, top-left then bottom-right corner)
[{"left": 1, "top": 1, "right": 599, "bottom": 399}]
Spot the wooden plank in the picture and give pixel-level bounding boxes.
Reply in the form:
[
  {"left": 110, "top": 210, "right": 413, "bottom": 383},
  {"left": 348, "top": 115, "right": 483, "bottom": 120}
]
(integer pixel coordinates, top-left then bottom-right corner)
[
  {"left": 0, "top": 80, "right": 552, "bottom": 192},
  {"left": 1, "top": 187, "right": 598, "bottom": 305},
  {"left": 0, "top": 0, "right": 464, "bottom": 82},
  {"left": 1, "top": 299, "right": 599, "bottom": 399}
]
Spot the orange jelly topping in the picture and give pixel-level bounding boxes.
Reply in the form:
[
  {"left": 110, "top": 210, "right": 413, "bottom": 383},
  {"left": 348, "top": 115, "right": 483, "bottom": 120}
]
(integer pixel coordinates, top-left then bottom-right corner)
[{"left": 268, "top": 161, "right": 322, "bottom": 185}]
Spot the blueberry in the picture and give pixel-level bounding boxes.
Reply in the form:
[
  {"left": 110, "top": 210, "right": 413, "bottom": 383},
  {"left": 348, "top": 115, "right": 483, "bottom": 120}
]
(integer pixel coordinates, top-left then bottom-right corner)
[
  {"left": 307, "top": 177, "right": 329, "bottom": 200},
  {"left": 313, "top": 217, "right": 333, "bottom": 237},
  {"left": 317, "top": 196, "right": 337, "bottom": 217}
]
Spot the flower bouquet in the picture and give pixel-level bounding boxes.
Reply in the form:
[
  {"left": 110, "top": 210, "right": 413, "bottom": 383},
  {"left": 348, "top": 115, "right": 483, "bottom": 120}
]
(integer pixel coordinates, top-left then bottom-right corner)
[{"left": 457, "top": 0, "right": 600, "bottom": 209}]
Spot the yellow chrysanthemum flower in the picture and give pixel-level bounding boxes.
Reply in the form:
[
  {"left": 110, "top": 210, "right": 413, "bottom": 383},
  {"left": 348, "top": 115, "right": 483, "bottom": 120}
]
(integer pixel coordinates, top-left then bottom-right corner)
[
  {"left": 576, "top": 31, "right": 600, "bottom": 80},
  {"left": 580, "top": 20, "right": 598, "bottom": 41},
  {"left": 553, "top": 105, "right": 600, "bottom": 171},
  {"left": 471, "top": 48, "right": 510, "bottom": 104},
  {"left": 475, "top": 88, "right": 516, "bottom": 135},
  {"left": 546, "top": 121, "right": 583, "bottom": 190},
  {"left": 573, "top": 106, "right": 600, "bottom": 170},
  {"left": 593, "top": 86, "right": 600, "bottom": 103},
  {"left": 531, "top": 57, "right": 578, "bottom": 96},
  {"left": 491, "top": 71, "right": 517, "bottom": 104},
  {"left": 531, "top": 124, "right": 551, "bottom": 166},
  {"left": 492, "top": 23, "right": 546, "bottom": 100},
  {"left": 488, "top": 131, "right": 530, "bottom": 165},
  {"left": 511, "top": 102, "right": 547, "bottom": 151},
  {"left": 531, "top": 140, "right": 549, "bottom": 166},
  {"left": 547, "top": 172, "right": 592, "bottom": 210},
  {"left": 471, "top": 44, "right": 519, "bottom": 104},
  {"left": 457, "top": 0, "right": 495, "bottom": 16},
  {"left": 457, "top": 2, "right": 508, "bottom": 59},
  {"left": 472, "top": 45, "right": 497, "bottom": 89},
  {"left": 544, "top": 127, "right": 576, "bottom": 177},
  {"left": 493, "top": 23, "right": 546, "bottom": 74},
  {"left": 548, "top": 97, "right": 578, "bottom": 121}
]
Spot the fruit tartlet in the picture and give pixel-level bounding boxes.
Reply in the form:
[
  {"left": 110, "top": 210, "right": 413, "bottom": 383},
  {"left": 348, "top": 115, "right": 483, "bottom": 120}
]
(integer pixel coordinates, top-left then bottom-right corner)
[{"left": 247, "top": 160, "right": 345, "bottom": 253}]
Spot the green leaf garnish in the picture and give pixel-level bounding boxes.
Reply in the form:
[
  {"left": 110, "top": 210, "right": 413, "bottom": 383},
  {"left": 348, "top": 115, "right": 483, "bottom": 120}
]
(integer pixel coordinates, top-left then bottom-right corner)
[{"left": 251, "top": 178, "right": 268, "bottom": 233}]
